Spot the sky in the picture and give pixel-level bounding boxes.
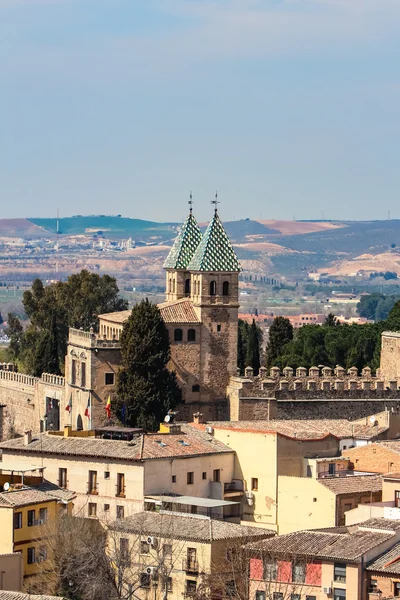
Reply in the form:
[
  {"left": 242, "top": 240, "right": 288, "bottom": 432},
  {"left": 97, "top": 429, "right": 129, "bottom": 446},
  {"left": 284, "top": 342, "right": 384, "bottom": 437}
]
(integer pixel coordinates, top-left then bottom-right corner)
[{"left": 1, "top": 0, "right": 400, "bottom": 223}]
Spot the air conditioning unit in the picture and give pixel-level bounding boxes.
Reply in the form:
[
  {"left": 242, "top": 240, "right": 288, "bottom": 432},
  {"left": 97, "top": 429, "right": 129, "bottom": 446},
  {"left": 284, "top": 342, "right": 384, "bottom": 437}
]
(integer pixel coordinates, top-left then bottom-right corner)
[
  {"left": 146, "top": 566, "right": 158, "bottom": 576},
  {"left": 147, "top": 536, "right": 158, "bottom": 548},
  {"left": 323, "top": 586, "right": 332, "bottom": 595},
  {"left": 245, "top": 491, "right": 254, "bottom": 506},
  {"left": 206, "top": 426, "right": 214, "bottom": 435}
]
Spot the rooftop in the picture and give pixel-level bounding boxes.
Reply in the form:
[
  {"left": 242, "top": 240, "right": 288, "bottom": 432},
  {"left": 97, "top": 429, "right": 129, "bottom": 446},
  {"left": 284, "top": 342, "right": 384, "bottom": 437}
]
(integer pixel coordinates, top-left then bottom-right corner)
[
  {"left": 145, "top": 495, "right": 239, "bottom": 508},
  {"left": 163, "top": 211, "right": 203, "bottom": 270},
  {"left": 110, "top": 511, "right": 274, "bottom": 542},
  {"left": 246, "top": 521, "right": 399, "bottom": 562},
  {"left": 0, "top": 593, "right": 65, "bottom": 600},
  {"left": 187, "top": 211, "right": 241, "bottom": 272},
  {"left": 367, "top": 539, "right": 400, "bottom": 574},
  {"left": 318, "top": 474, "right": 382, "bottom": 495},
  {"left": 0, "top": 485, "right": 65, "bottom": 508},
  {"left": 193, "top": 418, "right": 387, "bottom": 441},
  {"left": 0, "top": 425, "right": 233, "bottom": 462},
  {"left": 157, "top": 298, "right": 200, "bottom": 324}
]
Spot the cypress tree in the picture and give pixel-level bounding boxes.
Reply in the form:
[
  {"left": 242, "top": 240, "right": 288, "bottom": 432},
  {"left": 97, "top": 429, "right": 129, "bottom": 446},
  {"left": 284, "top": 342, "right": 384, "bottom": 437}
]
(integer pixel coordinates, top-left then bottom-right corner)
[
  {"left": 246, "top": 318, "right": 261, "bottom": 375},
  {"left": 266, "top": 316, "right": 293, "bottom": 367},
  {"left": 116, "top": 299, "right": 182, "bottom": 431},
  {"left": 237, "top": 319, "right": 249, "bottom": 375}
]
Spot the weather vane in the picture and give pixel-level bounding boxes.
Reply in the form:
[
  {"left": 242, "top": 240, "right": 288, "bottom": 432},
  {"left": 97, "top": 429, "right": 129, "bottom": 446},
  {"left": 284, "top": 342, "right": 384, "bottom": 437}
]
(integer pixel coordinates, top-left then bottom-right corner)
[
  {"left": 188, "top": 191, "right": 194, "bottom": 214},
  {"left": 211, "top": 191, "right": 220, "bottom": 214}
]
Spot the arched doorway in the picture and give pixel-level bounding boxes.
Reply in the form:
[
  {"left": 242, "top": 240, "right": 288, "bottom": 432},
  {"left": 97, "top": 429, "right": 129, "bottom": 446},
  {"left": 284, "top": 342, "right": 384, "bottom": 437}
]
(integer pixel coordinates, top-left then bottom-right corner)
[{"left": 77, "top": 414, "right": 83, "bottom": 431}]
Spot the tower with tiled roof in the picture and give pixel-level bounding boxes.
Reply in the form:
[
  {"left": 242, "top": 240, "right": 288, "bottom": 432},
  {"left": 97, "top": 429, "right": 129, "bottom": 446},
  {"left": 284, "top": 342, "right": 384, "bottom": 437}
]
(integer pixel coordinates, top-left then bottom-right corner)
[{"left": 163, "top": 199, "right": 203, "bottom": 302}]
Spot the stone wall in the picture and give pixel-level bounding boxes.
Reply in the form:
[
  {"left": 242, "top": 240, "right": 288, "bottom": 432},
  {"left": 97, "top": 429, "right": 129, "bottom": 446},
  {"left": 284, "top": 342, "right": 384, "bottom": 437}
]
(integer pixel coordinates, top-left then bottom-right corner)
[{"left": 0, "top": 370, "right": 65, "bottom": 440}]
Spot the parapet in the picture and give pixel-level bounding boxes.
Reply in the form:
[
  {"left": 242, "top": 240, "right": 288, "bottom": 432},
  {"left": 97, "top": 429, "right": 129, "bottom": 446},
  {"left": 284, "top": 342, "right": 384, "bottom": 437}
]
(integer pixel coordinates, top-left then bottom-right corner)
[{"left": 68, "top": 327, "right": 121, "bottom": 349}]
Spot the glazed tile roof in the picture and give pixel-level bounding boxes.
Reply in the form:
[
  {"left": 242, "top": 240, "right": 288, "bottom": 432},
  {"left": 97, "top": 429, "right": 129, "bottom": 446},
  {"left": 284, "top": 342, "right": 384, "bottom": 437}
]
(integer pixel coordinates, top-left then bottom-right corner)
[
  {"left": 0, "top": 486, "right": 62, "bottom": 508},
  {"left": 187, "top": 212, "right": 241, "bottom": 272},
  {"left": 246, "top": 523, "right": 396, "bottom": 561},
  {"left": 163, "top": 212, "right": 203, "bottom": 270},
  {"left": 158, "top": 298, "right": 200, "bottom": 323},
  {"left": 194, "top": 418, "right": 387, "bottom": 441},
  {"left": 367, "top": 540, "right": 400, "bottom": 573},
  {"left": 0, "top": 593, "right": 65, "bottom": 600},
  {"left": 318, "top": 474, "right": 382, "bottom": 495},
  {"left": 0, "top": 425, "right": 233, "bottom": 462},
  {"left": 111, "top": 511, "right": 274, "bottom": 542}
]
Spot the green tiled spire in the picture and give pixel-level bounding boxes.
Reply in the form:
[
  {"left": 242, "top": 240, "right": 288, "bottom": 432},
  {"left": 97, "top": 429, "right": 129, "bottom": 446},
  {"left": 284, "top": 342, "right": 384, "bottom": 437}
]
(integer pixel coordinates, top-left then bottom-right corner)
[
  {"left": 163, "top": 211, "right": 203, "bottom": 270},
  {"left": 187, "top": 212, "right": 241, "bottom": 272}
]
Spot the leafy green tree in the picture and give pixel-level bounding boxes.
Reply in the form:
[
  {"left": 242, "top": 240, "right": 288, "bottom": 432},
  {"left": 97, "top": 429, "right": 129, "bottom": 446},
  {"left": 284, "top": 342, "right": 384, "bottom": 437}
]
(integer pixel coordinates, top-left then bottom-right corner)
[
  {"left": 357, "top": 293, "right": 384, "bottom": 320},
  {"left": 115, "top": 299, "right": 182, "bottom": 431},
  {"left": 237, "top": 319, "right": 249, "bottom": 375},
  {"left": 5, "top": 312, "right": 23, "bottom": 364},
  {"left": 324, "top": 313, "right": 340, "bottom": 326},
  {"left": 375, "top": 296, "right": 397, "bottom": 321},
  {"left": 266, "top": 316, "right": 293, "bottom": 368},
  {"left": 385, "top": 300, "right": 400, "bottom": 330},
  {"left": 246, "top": 319, "right": 261, "bottom": 375}
]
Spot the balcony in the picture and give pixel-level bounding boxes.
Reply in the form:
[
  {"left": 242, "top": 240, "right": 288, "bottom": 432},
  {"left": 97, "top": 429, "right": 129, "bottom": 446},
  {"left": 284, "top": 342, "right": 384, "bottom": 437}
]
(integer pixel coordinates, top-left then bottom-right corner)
[
  {"left": 224, "top": 479, "right": 245, "bottom": 499},
  {"left": 182, "top": 559, "right": 199, "bottom": 574}
]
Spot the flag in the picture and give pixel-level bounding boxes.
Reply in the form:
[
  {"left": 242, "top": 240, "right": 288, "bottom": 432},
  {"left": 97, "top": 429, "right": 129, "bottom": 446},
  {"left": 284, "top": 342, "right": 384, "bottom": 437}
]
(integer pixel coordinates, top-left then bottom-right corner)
[
  {"left": 121, "top": 402, "right": 127, "bottom": 424},
  {"left": 48, "top": 399, "right": 53, "bottom": 410},
  {"left": 84, "top": 395, "right": 91, "bottom": 419},
  {"left": 65, "top": 394, "right": 72, "bottom": 412},
  {"left": 105, "top": 395, "right": 111, "bottom": 419}
]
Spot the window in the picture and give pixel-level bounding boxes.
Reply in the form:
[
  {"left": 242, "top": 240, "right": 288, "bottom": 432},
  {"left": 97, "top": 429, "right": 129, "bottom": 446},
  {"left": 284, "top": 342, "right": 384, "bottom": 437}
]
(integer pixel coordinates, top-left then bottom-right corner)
[
  {"left": 117, "top": 505, "right": 124, "bottom": 519},
  {"left": 273, "top": 595, "right": 283, "bottom": 600},
  {"left": 116, "top": 473, "right": 125, "bottom": 497},
  {"left": 88, "top": 503, "right": 97, "bottom": 517},
  {"left": 394, "top": 582, "right": 400, "bottom": 597},
  {"left": 163, "top": 544, "right": 172, "bottom": 558},
  {"left": 225, "top": 580, "right": 236, "bottom": 597},
  {"left": 38, "top": 545, "right": 47, "bottom": 562},
  {"left": 192, "top": 385, "right": 200, "bottom": 393},
  {"left": 166, "top": 577, "right": 173, "bottom": 592},
  {"left": 105, "top": 372, "right": 115, "bottom": 385},
  {"left": 306, "top": 597, "right": 317, "bottom": 600},
  {"left": 88, "top": 470, "right": 98, "bottom": 494},
  {"left": 27, "top": 510, "right": 35, "bottom": 527},
  {"left": 59, "top": 467, "right": 67, "bottom": 488},
  {"left": 263, "top": 560, "right": 277, "bottom": 580},
  {"left": 328, "top": 463, "right": 336, "bottom": 475},
  {"left": 210, "top": 280, "right": 217, "bottom": 296},
  {"left": 306, "top": 465, "right": 312, "bottom": 477},
  {"left": 369, "top": 579, "right": 378, "bottom": 591},
  {"left": 213, "top": 469, "right": 220, "bottom": 483},
  {"left": 104, "top": 504, "right": 110, "bottom": 512},
  {"left": 14, "top": 512, "right": 22, "bottom": 529},
  {"left": 395, "top": 491, "right": 400, "bottom": 508},
  {"left": 172, "top": 475, "right": 176, "bottom": 483},
  {"left": 344, "top": 503, "right": 352, "bottom": 511},
  {"left": 292, "top": 562, "right": 306, "bottom": 583},
  {"left": 186, "top": 580, "right": 197, "bottom": 594},
  {"left": 187, "top": 472, "right": 194, "bottom": 485},
  {"left": 202, "top": 472, "right": 207, "bottom": 480},
  {"left": 291, "top": 596, "right": 301, "bottom": 600},
  {"left": 185, "top": 278, "right": 191, "bottom": 295},
  {"left": 251, "top": 477, "right": 259, "bottom": 491},
  {"left": 104, "top": 471, "right": 110, "bottom": 479},
  {"left": 255, "top": 593, "right": 266, "bottom": 600},
  {"left": 27, "top": 547, "right": 35, "bottom": 564},
  {"left": 39, "top": 507, "right": 48, "bottom": 523},
  {"left": 334, "top": 563, "right": 346, "bottom": 583},
  {"left": 120, "top": 538, "right": 129, "bottom": 563},
  {"left": 223, "top": 281, "right": 230, "bottom": 296},
  {"left": 141, "top": 541, "right": 150, "bottom": 554},
  {"left": 333, "top": 590, "right": 346, "bottom": 600},
  {"left": 174, "top": 328, "right": 183, "bottom": 342},
  {"left": 81, "top": 362, "right": 86, "bottom": 388},
  {"left": 188, "top": 329, "right": 196, "bottom": 342},
  {"left": 140, "top": 573, "right": 151, "bottom": 589},
  {"left": 71, "top": 359, "right": 77, "bottom": 385},
  {"left": 217, "top": 324, "right": 221, "bottom": 332}
]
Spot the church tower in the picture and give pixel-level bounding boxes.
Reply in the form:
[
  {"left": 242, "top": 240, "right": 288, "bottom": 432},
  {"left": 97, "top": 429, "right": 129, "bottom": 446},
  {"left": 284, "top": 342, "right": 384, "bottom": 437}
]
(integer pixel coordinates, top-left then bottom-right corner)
[
  {"left": 187, "top": 203, "right": 241, "bottom": 403},
  {"left": 163, "top": 200, "right": 202, "bottom": 302}
]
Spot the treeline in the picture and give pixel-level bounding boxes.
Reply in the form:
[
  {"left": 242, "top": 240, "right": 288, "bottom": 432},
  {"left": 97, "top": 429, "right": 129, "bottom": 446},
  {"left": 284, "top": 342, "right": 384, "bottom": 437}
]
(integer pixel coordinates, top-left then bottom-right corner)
[
  {"left": 357, "top": 293, "right": 400, "bottom": 322},
  {"left": 5, "top": 270, "right": 127, "bottom": 376},
  {"left": 265, "top": 303, "right": 400, "bottom": 372}
]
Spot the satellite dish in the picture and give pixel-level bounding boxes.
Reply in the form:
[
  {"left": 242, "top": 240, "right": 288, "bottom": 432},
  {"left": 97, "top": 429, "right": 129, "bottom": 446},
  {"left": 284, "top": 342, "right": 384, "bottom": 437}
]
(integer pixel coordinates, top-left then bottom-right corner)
[
  {"left": 3, "top": 482, "right": 10, "bottom": 491},
  {"left": 370, "top": 416, "right": 376, "bottom": 425},
  {"left": 164, "top": 415, "right": 171, "bottom": 423}
]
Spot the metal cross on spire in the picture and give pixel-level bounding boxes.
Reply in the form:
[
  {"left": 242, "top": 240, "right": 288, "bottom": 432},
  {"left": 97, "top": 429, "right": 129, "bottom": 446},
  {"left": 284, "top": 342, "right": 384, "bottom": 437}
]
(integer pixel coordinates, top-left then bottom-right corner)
[
  {"left": 188, "top": 191, "right": 194, "bottom": 214},
  {"left": 211, "top": 191, "right": 220, "bottom": 214}
]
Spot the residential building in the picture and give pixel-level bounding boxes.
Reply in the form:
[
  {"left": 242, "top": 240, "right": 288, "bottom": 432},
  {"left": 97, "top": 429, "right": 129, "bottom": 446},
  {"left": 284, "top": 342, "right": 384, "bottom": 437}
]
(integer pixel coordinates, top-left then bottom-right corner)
[
  {"left": 0, "top": 424, "right": 236, "bottom": 521},
  {"left": 0, "top": 553, "right": 23, "bottom": 592},
  {"left": 366, "top": 539, "right": 400, "bottom": 599},
  {"left": 189, "top": 417, "right": 388, "bottom": 531},
  {"left": 108, "top": 510, "right": 274, "bottom": 600},
  {"left": 343, "top": 440, "right": 400, "bottom": 474},
  {"left": 247, "top": 519, "right": 400, "bottom": 600}
]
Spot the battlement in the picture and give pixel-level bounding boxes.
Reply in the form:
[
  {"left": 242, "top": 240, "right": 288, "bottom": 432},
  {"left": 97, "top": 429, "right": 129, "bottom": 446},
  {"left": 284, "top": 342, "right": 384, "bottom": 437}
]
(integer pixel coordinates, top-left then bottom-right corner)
[
  {"left": 68, "top": 327, "right": 121, "bottom": 349},
  {"left": 0, "top": 370, "right": 36, "bottom": 387},
  {"left": 41, "top": 373, "right": 65, "bottom": 387}
]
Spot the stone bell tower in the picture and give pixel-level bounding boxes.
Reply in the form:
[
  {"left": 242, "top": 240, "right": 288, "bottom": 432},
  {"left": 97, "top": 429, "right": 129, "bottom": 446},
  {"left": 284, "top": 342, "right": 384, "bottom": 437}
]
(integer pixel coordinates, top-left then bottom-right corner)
[{"left": 187, "top": 201, "right": 241, "bottom": 401}]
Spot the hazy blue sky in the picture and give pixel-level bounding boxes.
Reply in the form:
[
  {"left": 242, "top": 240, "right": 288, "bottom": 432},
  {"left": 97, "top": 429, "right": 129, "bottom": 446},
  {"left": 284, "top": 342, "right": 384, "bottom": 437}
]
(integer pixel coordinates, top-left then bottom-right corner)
[{"left": 1, "top": 0, "right": 400, "bottom": 223}]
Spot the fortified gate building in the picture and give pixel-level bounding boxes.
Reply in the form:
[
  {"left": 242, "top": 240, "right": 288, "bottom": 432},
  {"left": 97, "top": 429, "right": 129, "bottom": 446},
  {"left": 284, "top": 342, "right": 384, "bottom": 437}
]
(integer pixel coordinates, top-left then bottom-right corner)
[{"left": 62, "top": 206, "right": 242, "bottom": 428}]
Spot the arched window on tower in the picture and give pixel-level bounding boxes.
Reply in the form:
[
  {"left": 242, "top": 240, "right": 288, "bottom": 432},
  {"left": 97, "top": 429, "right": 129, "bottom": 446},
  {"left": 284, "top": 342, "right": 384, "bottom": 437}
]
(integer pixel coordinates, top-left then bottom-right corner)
[
  {"left": 174, "top": 328, "right": 183, "bottom": 342},
  {"left": 185, "top": 278, "right": 191, "bottom": 296},
  {"left": 173, "top": 279, "right": 176, "bottom": 293},
  {"left": 169, "top": 278, "right": 172, "bottom": 293},
  {"left": 210, "top": 280, "right": 217, "bottom": 296},
  {"left": 222, "top": 281, "right": 230, "bottom": 296},
  {"left": 188, "top": 329, "right": 196, "bottom": 342}
]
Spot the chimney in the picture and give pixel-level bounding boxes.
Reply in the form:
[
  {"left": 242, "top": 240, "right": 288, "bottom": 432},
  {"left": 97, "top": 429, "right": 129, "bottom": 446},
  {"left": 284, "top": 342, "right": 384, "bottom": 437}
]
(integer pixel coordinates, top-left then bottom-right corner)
[
  {"left": 193, "top": 412, "right": 204, "bottom": 425},
  {"left": 64, "top": 425, "right": 72, "bottom": 437},
  {"left": 23, "top": 431, "right": 32, "bottom": 446}
]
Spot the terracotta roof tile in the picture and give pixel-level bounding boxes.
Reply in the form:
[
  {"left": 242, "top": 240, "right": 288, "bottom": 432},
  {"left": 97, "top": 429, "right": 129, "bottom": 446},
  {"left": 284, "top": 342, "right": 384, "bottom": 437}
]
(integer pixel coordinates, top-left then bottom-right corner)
[
  {"left": 0, "top": 593, "right": 65, "bottom": 600},
  {"left": 158, "top": 299, "right": 200, "bottom": 324},
  {"left": 367, "top": 540, "right": 400, "bottom": 574},
  {"left": 111, "top": 511, "right": 274, "bottom": 542},
  {"left": 318, "top": 474, "right": 382, "bottom": 495},
  {"left": 0, "top": 487, "right": 61, "bottom": 508}
]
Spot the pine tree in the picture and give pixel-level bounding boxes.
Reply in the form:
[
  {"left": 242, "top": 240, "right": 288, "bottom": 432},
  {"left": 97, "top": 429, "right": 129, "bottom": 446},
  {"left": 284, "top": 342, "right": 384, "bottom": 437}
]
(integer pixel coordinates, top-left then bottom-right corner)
[
  {"left": 246, "top": 319, "right": 261, "bottom": 375},
  {"left": 115, "top": 299, "right": 182, "bottom": 431}
]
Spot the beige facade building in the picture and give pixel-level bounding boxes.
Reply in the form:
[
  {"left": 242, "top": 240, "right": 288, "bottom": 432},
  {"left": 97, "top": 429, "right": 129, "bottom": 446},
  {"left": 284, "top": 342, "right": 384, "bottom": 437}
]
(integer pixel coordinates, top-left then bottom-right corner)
[{"left": 0, "top": 553, "right": 23, "bottom": 592}]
